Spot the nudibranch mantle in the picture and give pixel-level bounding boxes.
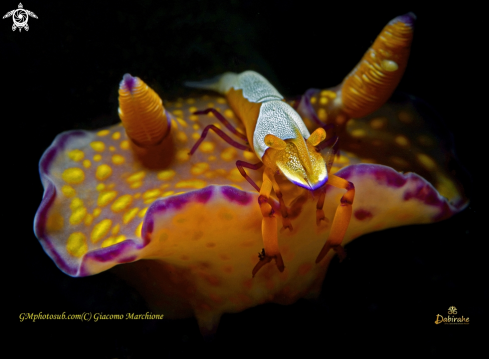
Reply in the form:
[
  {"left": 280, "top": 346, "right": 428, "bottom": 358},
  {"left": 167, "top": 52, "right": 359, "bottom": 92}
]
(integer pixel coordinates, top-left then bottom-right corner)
[
  {"left": 34, "top": 12, "right": 468, "bottom": 335},
  {"left": 34, "top": 91, "right": 467, "bottom": 333}
]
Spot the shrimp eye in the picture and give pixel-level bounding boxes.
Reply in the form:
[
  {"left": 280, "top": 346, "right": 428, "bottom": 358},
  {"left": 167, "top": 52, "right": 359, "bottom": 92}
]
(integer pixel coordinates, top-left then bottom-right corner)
[
  {"left": 264, "top": 134, "right": 287, "bottom": 150},
  {"left": 307, "top": 128, "right": 326, "bottom": 147}
]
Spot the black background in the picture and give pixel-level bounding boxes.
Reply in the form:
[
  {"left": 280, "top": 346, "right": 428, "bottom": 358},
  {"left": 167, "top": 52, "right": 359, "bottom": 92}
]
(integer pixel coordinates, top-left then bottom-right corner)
[{"left": 6, "top": 0, "right": 483, "bottom": 357}]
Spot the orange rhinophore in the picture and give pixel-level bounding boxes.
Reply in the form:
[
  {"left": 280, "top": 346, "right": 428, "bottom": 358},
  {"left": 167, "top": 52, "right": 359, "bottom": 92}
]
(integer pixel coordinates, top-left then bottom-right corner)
[
  {"left": 340, "top": 13, "right": 415, "bottom": 119},
  {"left": 118, "top": 74, "right": 170, "bottom": 147}
]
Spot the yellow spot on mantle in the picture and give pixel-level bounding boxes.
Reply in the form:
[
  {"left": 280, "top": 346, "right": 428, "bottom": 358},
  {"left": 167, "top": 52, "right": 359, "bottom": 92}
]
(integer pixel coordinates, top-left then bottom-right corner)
[
  {"left": 62, "top": 168, "right": 85, "bottom": 184},
  {"left": 91, "top": 219, "right": 112, "bottom": 243},
  {"left": 93, "top": 154, "right": 102, "bottom": 162},
  {"left": 84, "top": 214, "right": 93, "bottom": 226},
  {"left": 111, "top": 223, "right": 120, "bottom": 235},
  {"left": 127, "top": 171, "right": 146, "bottom": 183},
  {"left": 97, "top": 129, "right": 110, "bottom": 136},
  {"left": 318, "top": 108, "right": 327, "bottom": 121},
  {"left": 350, "top": 129, "right": 366, "bottom": 138},
  {"left": 320, "top": 90, "right": 336, "bottom": 98},
  {"left": 191, "top": 162, "right": 209, "bottom": 175},
  {"left": 244, "top": 151, "right": 258, "bottom": 161},
  {"left": 138, "top": 207, "right": 148, "bottom": 218},
  {"left": 130, "top": 181, "right": 143, "bottom": 189},
  {"left": 200, "top": 141, "right": 215, "bottom": 153},
  {"left": 370, "top": 117, "right": 386, "bottom": 129},
  {"left": 417, "top": 153, "right": 436, "bottom": 171},
  {"left": 227, "top": 168, "right": 244, "bottom": 182},
  {"left": 175, "top": 179, "right": 207, "bottom": 189},
  {"left": 112, "top": 131, "right": 121, "bottom": 140},
  {"left": 395, "top": 135, "right": 409, "bottom": 147},
  {"left": 120, "top": 140, "right": 130, "bottom": 150},
  {"left": 123, "top": 207, "right": 139, "bottom": 224},
  {"left": 96, "top": 164, "right": 112, "bottom": 180},
  {"left": 67, "top": 149, "right": 84, "bottom": 162},
  {"left": 93, "top": 208, "right": 101, "bottom": 217},
  {"left": 111, "top": 194, "right": 133, "bottom": 212},
  {"left": 101, "top": 234, "right": 126, "bottom": 248},
  {"left": 157, "top": 170, "right": 176, "bottom": 181},
  {"left": 112, "top": 154, "right": 125, "bottom": 165},
  {"left": 176, "top": 131, "right": 188, "bottom": 143},
  {"left": 70, "top": 206, "right": 87, "bottom": 225},
  {"left": 83, "top": 159, "right": 91, "bottom": 168},
  {"left": 177, "top": 118, "right": 188, "bottom": 127},
  {"left": 135, "top": 222, "right": 143, "bottom": 237},
  {"left": 70, "top": 197, "right": 83, "bottom": 211},
  {"left": 97, "top": 190, "right": 117, "bottom": 207},
  {"left": 90, "top": 141, "right": 106, "bottom": 152},
  {"left": 143, "top": 189, "right": 161, "bottom": 201},
  {"left": 221, "top": 147, "right": 237, "bottom": 161},
  {"left": 176, "top": 149, "right": 190, "bottom": 162},
  {"left": 61, "top": 185, "right": 76, "bottom": 198},
  {"left": 66, "top": 232, "right": 88, "bottom": 257}
]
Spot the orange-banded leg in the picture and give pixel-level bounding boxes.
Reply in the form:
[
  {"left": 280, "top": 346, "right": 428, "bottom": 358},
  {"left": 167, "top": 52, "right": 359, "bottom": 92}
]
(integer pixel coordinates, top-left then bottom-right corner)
[
  {"left": 316, "top": 136, "right": 339, "bottom": 225},
  {"left": 268, "top": 171, "right": 293, "bottom": 231},
  {"left": 237, "top": 160, "right": 292, "bottom": 232},
  {"left": 189, "top": 108, "right": 250, "bottom": 155},
  {"left": 315, "top": 174, "right": 355, "bottom": 263},
  {"left": 252, "top": 169, "right": 285, "bottom": 277},
  {"left": 193, "top": 108, "right": 248, "bottom": 141},
  {"left": 189, "top": 125, "right": 250, "bottom": 155},
  {"left": 315, "top": 186, "right": 327, "bottom": 226},
  {"left": 236, "top": 160, "right": 263, "bottom": 192}
]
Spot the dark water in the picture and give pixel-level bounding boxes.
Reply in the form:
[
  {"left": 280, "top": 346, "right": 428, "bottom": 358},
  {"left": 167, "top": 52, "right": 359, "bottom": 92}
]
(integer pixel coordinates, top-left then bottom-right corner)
[{"left": 7, "top": 1, "right": 483, "bottom": 357}]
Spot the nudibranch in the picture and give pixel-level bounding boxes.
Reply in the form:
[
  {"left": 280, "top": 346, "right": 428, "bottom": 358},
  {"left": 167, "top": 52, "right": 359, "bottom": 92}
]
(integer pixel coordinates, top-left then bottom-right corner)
[{"left": 34, "top": 13, "right": 467, "bottom": 336}]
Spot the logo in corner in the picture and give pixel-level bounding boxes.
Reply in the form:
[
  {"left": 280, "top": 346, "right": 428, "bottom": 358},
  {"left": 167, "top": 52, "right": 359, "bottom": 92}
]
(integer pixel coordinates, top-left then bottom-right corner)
[
  {"left": 3, "top": 3, "right": 38, "bottom": 32},
  {"left": 435, "top": 306, "right": 469, "bottom": 325},
  {"left": 447, "top": 306, "right": 457, "bottom": 315}
]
